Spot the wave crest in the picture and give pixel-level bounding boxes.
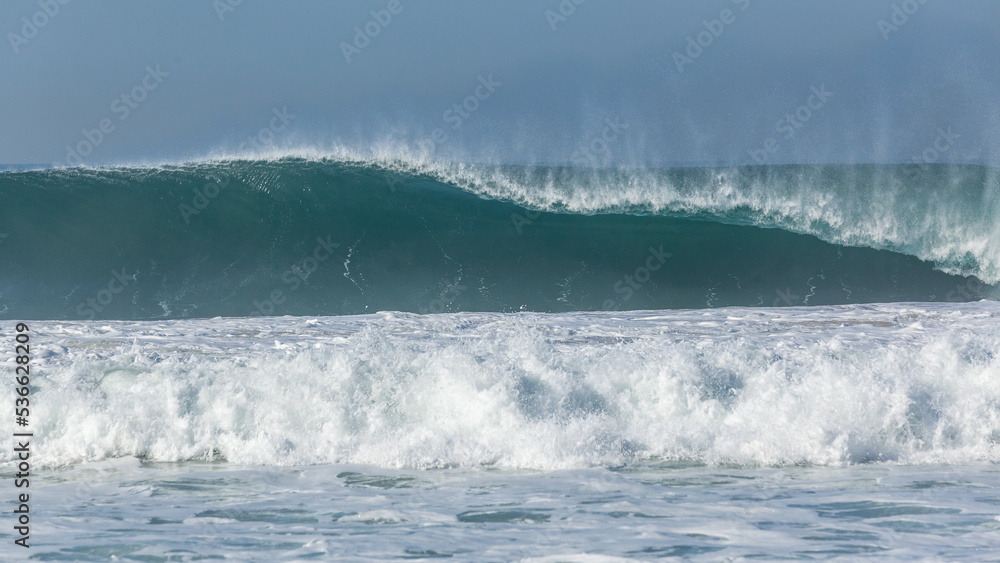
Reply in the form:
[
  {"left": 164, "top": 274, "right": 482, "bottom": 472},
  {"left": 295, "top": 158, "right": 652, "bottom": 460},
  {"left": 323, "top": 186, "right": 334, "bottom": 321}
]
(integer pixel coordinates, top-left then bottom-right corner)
[{"left": 0, "top": 158, "right": 996, "bottom": 320}]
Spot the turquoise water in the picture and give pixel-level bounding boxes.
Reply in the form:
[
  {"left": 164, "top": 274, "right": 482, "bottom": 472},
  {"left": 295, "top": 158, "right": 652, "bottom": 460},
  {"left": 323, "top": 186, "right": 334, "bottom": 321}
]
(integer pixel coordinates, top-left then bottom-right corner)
[{"left": 1, "top": 160, "right": 997, "bottom": 320}]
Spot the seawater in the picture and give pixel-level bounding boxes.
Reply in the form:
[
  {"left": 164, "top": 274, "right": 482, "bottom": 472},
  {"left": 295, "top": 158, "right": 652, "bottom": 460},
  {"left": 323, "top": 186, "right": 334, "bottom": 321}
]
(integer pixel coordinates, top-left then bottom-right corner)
[
  {"left": 3, "top": 302, "right": 1000, "bottom": 560},
  {"left": 1, "top": 159, "right": 998, "bottom": 320}
]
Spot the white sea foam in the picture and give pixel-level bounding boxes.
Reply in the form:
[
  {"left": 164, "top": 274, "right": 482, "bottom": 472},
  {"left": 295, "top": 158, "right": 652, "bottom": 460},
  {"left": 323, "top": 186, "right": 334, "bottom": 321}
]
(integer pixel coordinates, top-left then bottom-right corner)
[{"left": 5, "top": 301, "right": 1000, "bottom": 470}]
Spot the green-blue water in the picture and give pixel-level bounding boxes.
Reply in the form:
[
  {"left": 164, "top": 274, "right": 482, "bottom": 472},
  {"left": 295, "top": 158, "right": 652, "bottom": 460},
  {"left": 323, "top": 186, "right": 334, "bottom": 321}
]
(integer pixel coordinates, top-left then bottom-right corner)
[{"left": 1, "top": 159, "right": 996, "bottom": 320}]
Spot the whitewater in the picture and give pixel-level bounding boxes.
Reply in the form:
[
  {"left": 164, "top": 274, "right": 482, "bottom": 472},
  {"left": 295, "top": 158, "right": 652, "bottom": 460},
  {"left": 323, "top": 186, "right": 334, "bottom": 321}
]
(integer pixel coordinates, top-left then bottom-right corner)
[
  {"left": 4, "top": 302, "right": 1000, "bottom": 559},
  {"left": 16, "top": 302, "right": 1000, "bottom": 468}
]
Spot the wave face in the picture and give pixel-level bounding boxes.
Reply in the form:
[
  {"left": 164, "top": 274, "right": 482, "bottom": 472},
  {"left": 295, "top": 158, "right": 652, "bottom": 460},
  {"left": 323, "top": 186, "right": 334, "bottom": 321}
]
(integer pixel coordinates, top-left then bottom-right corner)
[
  {"left": 0, "top": 158, "right": 997, "bottom": 320},
  {"left": 10, "top": 302, "right": 1000, "bottom": 469}
]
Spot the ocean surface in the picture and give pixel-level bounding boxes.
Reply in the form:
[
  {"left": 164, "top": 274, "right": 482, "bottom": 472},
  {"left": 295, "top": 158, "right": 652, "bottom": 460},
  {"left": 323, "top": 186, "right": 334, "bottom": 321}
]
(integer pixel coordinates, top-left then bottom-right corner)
[
  {"left": 1, "top": 159, "right": 998, "bottom": 320},
  {"left": 2, "top": 158, "right": 1000, "bottom": 560}
]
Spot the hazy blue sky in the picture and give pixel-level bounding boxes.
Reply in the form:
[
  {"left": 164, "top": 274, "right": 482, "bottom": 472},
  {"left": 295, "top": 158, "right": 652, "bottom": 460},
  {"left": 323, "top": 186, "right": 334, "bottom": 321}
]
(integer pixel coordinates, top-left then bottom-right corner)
[{"left": 2, "top": 0, "right": 998, "bottom": 166}]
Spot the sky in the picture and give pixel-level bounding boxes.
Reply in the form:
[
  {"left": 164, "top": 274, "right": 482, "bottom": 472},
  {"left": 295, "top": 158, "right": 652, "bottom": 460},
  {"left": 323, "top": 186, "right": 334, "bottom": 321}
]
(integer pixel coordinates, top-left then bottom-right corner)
[{"left": 1, "top": 0, "right": 998, "bottom": 167}]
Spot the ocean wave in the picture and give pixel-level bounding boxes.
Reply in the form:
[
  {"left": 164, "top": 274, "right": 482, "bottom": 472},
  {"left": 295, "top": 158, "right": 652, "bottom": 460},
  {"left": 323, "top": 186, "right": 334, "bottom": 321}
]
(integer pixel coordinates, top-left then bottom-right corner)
[
  {"left": 17, "top": 153, "right": 1000, "bottom": 278},
  {"left": 0, "top": 157, "right": 997, "bottom": 320},
  {"left": 6, "top": 302, "right": 1000, "bottom": 469}
]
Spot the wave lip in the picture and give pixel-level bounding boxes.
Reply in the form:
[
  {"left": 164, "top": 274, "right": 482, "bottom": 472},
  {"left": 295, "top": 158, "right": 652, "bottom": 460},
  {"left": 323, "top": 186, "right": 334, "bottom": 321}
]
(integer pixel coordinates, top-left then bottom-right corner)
[
  {"left": 7, "top": 157, "right": 1000, "bottom": 283},
  {"left": 407, "top": 160, "right": 1000, "bottom": 284},
  {"left": 8, "top": 301, "right": 1000, "bottom": 469}
]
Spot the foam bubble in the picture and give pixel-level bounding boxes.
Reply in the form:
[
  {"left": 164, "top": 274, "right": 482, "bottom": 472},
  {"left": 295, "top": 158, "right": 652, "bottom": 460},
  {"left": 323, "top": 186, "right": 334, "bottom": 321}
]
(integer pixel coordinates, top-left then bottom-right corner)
[{"left": 5, "top": 302, "right": 1000, "bottom": 470}]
